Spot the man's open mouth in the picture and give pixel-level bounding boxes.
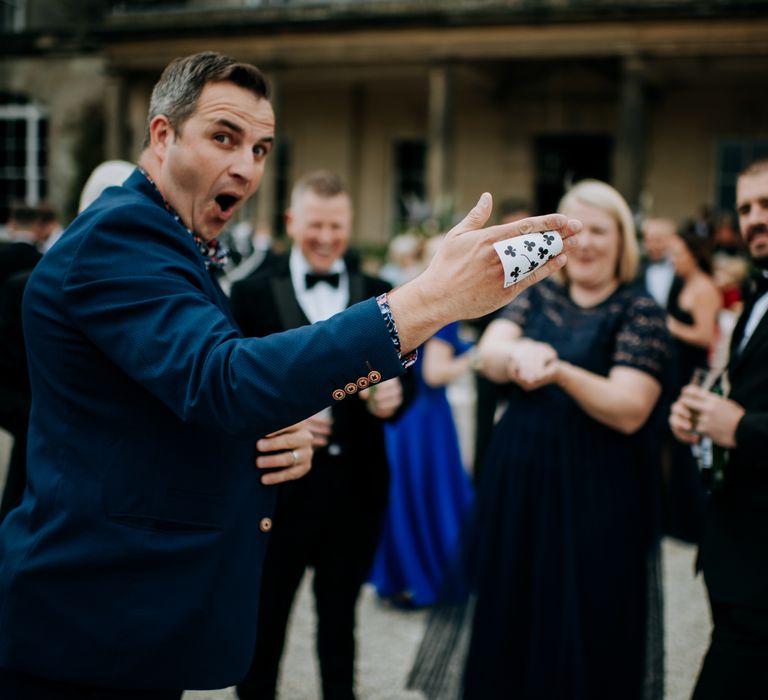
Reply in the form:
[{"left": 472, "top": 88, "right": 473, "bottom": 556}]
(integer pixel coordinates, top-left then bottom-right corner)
[{"left": 215, "top": 194, "right": 239, "bottom": 215}]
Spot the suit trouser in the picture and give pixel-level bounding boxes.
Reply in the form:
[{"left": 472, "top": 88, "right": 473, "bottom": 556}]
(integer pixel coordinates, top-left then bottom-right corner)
[
  {"left": 692, "top": 600, "right": 768, "bottom": 700},
  {"left": 236, "top": 489, "right": 384, "bottom": 700},
  {"left": 0, "top": 666, "right": 182, "bottom": 700}
]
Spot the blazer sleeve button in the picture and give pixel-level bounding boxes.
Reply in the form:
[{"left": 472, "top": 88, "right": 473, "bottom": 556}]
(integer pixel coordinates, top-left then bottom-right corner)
[
  {"left": 332, "top": 389, "right": 346, "bottom": 401},
  {"left": 356, "top": 376, "right": 370, "bottom": 389},
  {"left": 367, "top": 370, "right": 381, "bottom": 384},
  {"left": 259, "top": 517, "right": 272, "bottom": 533},
  {"left": 344, "top": 382, "right": 358, "bottom": 395}
]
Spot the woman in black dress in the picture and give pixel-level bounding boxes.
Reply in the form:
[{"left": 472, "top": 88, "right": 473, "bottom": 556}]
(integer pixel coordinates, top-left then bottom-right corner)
[
  {"left": 409, "top": 180, "right": 671, "bottom": 700},
  {"left": 663, "top": 228, "right": 721, "bottom": 542}
]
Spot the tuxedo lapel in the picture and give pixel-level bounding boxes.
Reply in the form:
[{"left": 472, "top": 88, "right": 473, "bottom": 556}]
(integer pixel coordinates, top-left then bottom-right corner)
[
  {"left": 270, "top": 275, "right": 309, "bottom": 330},
  {"left": 730, "top": 300, "right": 768, "bottom": 380},
  {"left": 347, "top": 271, "right": 366, "bottom": 308}
]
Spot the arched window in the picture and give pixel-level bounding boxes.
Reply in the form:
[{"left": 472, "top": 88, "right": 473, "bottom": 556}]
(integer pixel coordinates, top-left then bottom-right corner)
[{"left": 0, "top": 92, "right": 49, "bottom": 224}]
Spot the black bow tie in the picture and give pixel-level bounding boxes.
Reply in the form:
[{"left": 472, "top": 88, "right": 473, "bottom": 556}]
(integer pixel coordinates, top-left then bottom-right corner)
[{"left": 305, "top": 271, "right": 340, "bottom": 289}]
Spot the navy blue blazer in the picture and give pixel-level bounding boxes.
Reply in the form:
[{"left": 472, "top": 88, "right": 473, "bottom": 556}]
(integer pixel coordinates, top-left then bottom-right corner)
[{"left": 0, "top": 169, "right": 405, "bottom": 689}]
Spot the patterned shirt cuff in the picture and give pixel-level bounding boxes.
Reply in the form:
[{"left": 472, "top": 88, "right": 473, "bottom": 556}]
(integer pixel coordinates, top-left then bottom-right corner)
[{"left": 376, "top": 293, "right": 418, "bottom": 369}]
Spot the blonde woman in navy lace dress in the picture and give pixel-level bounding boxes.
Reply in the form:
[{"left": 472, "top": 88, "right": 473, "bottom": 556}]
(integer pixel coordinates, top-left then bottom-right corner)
[{"left": 409, "top": 180, "right": 671, "bottom": 700}]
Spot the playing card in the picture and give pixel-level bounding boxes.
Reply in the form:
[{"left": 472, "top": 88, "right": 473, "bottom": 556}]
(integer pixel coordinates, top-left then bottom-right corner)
[{"left": 493, "top": 231, "right": 563, "bottom": 288}]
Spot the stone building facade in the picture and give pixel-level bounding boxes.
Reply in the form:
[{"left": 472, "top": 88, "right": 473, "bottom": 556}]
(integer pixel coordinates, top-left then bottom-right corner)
[{"left": 2, "top": 0, "right": 768, "bottom": 249}]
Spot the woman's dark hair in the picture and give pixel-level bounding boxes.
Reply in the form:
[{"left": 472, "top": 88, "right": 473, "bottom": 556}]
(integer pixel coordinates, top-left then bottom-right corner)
[{"left": 678, "top": 222, "right": 714, "bottom": 275}]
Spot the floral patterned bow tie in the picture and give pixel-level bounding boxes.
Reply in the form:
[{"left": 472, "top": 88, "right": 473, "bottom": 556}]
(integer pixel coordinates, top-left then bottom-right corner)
[{"left": 138, "top": 167, "right": 229, "bottom": 273}]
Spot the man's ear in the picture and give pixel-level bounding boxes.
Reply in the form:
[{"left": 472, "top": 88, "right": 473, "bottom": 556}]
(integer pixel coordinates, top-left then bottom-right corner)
[
  {"left": 284, "top": 208, "right": 295, "bottom": 241},
  {"left": 147, "top": 115, "right": 174, "bottom": 161}
]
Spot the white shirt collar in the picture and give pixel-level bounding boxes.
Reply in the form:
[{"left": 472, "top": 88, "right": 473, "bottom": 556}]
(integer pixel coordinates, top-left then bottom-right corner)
[
  {"left": 289, "top": 247, "right": 349, "bottom": 323},
  {"left": 289, "top": 247, "right": 346, "bottom": 290}
]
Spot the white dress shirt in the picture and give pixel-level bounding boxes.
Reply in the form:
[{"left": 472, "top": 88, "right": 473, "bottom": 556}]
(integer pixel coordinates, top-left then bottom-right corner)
[
  {"left": 289, "top": 247, "right": 349, "bottom": 324},
  {"left": 644, "top": 258, "right": 676, "bottom": 308}
]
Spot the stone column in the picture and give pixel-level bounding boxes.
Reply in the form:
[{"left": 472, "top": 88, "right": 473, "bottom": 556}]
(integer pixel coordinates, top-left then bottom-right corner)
[
  {"left": 614, "top": 55, "right": 648, "bottom": 212},
  {"left": 253, "top": 72, "right": 279, "bottom": 236},
  {"left": 427, "top": 64, "right": 454, "bottom": 222},
  {"left": 104, "top": 73, "right": 130, "bottom": 161}
]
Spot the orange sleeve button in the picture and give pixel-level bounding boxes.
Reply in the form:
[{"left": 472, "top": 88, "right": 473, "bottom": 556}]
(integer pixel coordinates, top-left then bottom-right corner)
[
  {"left": 344, "top": 382, "right": 358, "bottom": 395},
  {"left": 356, "top": 376, "right": 370, "bottom": 389},
  {"left": 367, "top": 370, "right": 381, "bottom": 384},
  {"left": 332, "top": 389, "right": 346, "bottom": 401},
  {"left": 259, "top": 517, "right": 272, "bottom": 533}
]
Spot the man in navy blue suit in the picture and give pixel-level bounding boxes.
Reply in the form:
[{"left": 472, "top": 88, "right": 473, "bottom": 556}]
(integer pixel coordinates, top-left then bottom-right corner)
[{"left": 0, "top": 51, "right": 579, "bottom": 698}]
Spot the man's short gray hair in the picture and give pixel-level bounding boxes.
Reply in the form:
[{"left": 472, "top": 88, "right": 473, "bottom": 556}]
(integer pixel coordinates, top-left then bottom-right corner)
[
  {"left": 290, "top": 171, "right": 348, "bottom": 210},
  {"left": 143, "top": 51, "right": 269, "bottom": 147}
]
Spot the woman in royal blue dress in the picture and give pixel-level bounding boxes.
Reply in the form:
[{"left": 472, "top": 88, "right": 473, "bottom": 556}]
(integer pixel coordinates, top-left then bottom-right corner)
[
  {"left": 409, "top": 180, "right": 671, "bottom": 699},
  {"left": 370, "top": 321, "right": 474, "bottom": 608}
]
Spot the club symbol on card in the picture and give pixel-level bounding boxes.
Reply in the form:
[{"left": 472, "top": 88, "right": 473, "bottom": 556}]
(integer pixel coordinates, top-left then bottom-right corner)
[{"left": 492, "top": 231, "right": 563, "bottom": 288}]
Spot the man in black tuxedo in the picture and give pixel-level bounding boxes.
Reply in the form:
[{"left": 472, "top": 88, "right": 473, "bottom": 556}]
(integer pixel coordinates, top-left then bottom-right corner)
[
  {"left": 0, "top": 204, "right": 45, "bottom": 287},
  {"left": 639, "top": 216, "right": 676, "bottom": 309},
  {"left": 231, "top": 171, "right": 409, "bottom": 700},
  {"left": 670, "top": 157, "right": 768, "bottom": 699}
]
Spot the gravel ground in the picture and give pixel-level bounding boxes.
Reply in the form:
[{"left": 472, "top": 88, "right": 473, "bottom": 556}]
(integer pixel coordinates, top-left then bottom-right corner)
[
  {"left": 184, "top": 538, "right": 710, "bottom": 700},
  {"left": 0, "top": 431, "right": 710, "bottom": 699}
]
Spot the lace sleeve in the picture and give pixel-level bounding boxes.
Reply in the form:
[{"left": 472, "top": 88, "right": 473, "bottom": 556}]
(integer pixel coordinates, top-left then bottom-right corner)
[
  {"left": 613, "top": 294, "right": 672, "bottom": 383},
  {"left": 499, "top": 286, "right": 534, "bottom": 329}
]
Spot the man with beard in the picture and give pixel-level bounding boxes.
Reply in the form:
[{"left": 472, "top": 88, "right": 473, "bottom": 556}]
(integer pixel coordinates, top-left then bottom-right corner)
[{"left": 670, "top": 157, "right": 768, "bottom": 699}]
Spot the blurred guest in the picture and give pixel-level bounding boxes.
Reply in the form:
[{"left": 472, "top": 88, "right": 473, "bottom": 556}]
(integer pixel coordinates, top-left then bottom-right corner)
[
  {"left": 378, "top": 232, "right": 424, "bottom": 288},
  {"left": 666, "top": 228, "right": 722, "bottom": 378},
  {"left": 0, "top": 204, "right": 45, "bottom": 286},
  {"left": 371, "top": 236, "right": 474, "bottom": 609},
  {"left": 640, "top": 217, "right": 677, "bottom": 308},
  {"left": 35, "top": 202, "right": 63, "bottom": 253},
  {"left": 712, "top": 211, "right": 746, "bottom": 257},
  {"left": 231, "top": 171, "right": 411, "bottom": 700},
  {"left": 0, "top": 270, "right": 34, "bottom": 523},
  {"left": 0, "top": 203, "right": 49, "bottom": 522},
  {"left": 77, "top": 160, "right": 135, "bottom": 214},
  {"left": 410, "top": 180, "right": 670, "bottom": 700},
  {"left": 661, "top": 228, "right": 721, "bottom": 543},
  {"left": 670, "top": 158, "right": 768, "bottom": 700},
  {"left": 219, "top": 222, "right": 277, "bottom": 296}
]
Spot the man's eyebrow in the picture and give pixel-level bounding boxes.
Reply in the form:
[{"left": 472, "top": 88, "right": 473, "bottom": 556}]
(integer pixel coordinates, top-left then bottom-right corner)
[
  {"left": 213, "top": 118, "right": 244, "bottom": 134},
  {"left": 212, "top": 118, "right": 274, "bottom": 145}
]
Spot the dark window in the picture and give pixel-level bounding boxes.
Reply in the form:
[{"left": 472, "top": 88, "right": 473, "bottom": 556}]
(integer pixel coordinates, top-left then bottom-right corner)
[
  {"left": 393, "top": 139, "right": 426, "bottom": 234},
  {"left": 715, "top": 140, "right": 768, "bottom": 218},
  {"left": 0, "top": 101, "right": 49, "bottom": 224},
  {"left": 534, "top": 134, "right": 613, "bottom": 215}
]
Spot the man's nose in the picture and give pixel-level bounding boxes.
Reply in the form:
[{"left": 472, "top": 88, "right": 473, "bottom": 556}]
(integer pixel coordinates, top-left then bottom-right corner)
[
  {"left": 314, "top": 225, "right": 336, "bottom": 242},
  {"left": 229, "top": 149, "right": 261, "bottom": 183}
]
